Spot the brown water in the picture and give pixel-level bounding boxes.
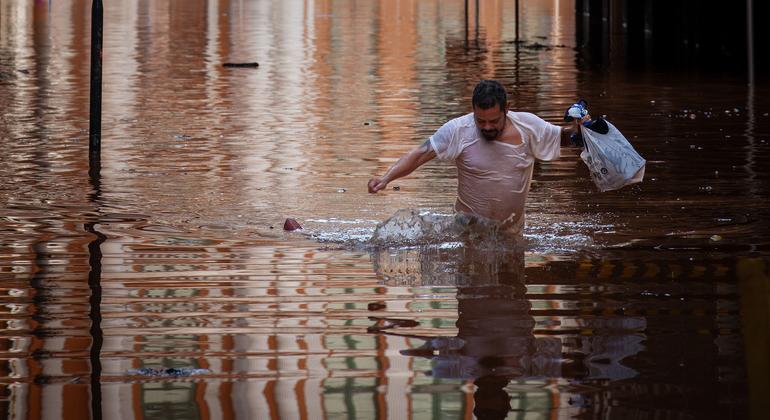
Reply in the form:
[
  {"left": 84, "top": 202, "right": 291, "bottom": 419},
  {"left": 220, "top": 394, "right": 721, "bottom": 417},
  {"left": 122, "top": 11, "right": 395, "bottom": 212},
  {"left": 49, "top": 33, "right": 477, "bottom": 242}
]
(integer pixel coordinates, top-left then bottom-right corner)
[{"left": 1, "top": 0, "right": 769, "bottom": 419}]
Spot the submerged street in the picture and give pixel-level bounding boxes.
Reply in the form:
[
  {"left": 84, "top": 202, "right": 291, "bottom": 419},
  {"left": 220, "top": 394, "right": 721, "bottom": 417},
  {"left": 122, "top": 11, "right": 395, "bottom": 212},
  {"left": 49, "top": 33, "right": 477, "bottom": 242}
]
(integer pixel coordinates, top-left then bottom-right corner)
[{"left": 0, "top": 0, "right": 768, "bottom": 418}]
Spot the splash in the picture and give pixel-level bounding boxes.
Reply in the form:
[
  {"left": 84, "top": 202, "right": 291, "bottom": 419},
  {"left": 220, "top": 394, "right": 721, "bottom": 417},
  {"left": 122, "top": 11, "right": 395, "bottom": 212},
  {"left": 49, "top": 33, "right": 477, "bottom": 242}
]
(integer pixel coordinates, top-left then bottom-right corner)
[
  {"left": 304, "top": 208, "right": 603, "bottom": 255},
  {"left": 369, "top": 208, "right": 522, "bottom": 248}
]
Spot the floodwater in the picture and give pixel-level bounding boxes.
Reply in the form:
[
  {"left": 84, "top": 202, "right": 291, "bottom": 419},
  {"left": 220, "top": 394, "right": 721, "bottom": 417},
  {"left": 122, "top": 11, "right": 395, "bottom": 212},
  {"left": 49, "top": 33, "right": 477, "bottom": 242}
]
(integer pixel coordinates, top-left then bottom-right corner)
[{"left": 1, "top": 0, "right": 769, "bottom": 419}]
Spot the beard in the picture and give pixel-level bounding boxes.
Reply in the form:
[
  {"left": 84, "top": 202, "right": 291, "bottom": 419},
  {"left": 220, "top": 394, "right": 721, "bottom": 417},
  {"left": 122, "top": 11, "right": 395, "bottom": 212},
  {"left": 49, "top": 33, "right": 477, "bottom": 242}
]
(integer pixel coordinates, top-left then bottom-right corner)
[{"left": 480, "top": 129, "right": 500, "bottom": 141}]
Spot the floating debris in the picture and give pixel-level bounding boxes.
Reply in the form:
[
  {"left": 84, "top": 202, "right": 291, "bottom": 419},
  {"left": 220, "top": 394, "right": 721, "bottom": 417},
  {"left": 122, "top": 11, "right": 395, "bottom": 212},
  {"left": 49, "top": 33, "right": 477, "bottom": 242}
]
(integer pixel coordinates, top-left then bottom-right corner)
[
  {"left": 284, "top": 218, "right": 302, "bottom": 231},
  {"left": 527, "top": 42, "right": 551, "bottom": 50},
  {"left": 568, "top": 395, "right": 593, "bottom": 408},
  {"left": 367, "top": 316, "right": 420, "bottom": 333},
  {"left": 505, "top": 40, "right": 567, "bottom": 50},
  {"left": 367, "top": 302, "right": 386, "bottom": 311}
]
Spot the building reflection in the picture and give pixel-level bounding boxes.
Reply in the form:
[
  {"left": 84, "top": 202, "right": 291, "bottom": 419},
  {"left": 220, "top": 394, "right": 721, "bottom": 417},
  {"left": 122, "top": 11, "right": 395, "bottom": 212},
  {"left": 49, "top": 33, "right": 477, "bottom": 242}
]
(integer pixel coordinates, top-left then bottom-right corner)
[
  {"left": 377, "top": 246, "right": 559, "bottom": 419},
  {"left": 575, "top": 0, "right": 769, "bottom": 73},
  {"left": 371, "top": 243, "right": 646, "bottom": 418},
  {"left": 0, "top": 228, "right": 752, "bottom": 420}
]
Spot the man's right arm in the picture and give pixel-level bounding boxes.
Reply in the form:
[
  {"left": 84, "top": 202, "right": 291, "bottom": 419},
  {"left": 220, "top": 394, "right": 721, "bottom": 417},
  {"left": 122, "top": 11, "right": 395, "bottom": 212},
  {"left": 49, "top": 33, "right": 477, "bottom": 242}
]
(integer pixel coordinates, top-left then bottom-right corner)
[{"left": 368, "top": 139, "right": 437, "bottom": 193}]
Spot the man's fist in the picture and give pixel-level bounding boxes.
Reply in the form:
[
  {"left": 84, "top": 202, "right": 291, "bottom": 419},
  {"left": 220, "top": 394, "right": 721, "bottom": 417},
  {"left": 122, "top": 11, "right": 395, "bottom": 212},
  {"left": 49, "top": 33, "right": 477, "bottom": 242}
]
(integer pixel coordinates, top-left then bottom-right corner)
[{"left": 368, "top": 177, "right": 388, "bottom": 193}]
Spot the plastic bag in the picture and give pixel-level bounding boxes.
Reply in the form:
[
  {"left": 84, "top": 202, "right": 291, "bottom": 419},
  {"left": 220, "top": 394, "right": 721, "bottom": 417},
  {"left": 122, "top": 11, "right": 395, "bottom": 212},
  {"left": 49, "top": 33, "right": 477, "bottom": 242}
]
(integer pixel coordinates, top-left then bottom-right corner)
[{"left": 579, "top": 120, "right": 645, "bottom": 192}]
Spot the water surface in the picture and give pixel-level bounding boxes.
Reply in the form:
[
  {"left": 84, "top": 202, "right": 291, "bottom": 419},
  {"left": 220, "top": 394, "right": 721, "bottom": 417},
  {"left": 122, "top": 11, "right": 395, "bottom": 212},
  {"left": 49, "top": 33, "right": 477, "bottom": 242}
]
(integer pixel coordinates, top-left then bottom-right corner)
[{"left": 1, "top": 0, "right": 768, "bottom": 418}]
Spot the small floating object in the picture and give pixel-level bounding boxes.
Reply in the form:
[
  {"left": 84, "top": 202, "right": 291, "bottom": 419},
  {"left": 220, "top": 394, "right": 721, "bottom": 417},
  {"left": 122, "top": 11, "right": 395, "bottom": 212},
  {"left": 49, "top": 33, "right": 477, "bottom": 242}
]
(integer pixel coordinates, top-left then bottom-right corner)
[
  {"left": 369, "top": 317, "right": 419, "bottom": 328},
  {"left": 367, "top": 316, "right": 420, "bottom": 333},
  {"left": 223, "top": 62, "right": 259, "bottom": 68},
  {"left": 568, "top": 395, "right": 592, "bottom": 408},
  {"left": 392, "top": 185, "right": 400, "bottom": 191},
  {"left": 710, "top": 235, "right": 722, "bottom": 242},
  {"left": 337, "top": 188, "right": 346, "bottom": 193},
  {"left": 367, "top": 302, "right": 386, "bottom": 311},
  {"left": 284, "top": 218, "right": 302, "bottom": 231}
]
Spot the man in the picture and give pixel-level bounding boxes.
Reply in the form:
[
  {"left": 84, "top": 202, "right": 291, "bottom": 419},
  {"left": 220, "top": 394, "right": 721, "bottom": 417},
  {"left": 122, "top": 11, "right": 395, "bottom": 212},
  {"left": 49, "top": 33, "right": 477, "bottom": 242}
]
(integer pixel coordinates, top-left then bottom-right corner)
[{"left": 368, "top": 80, "right": 585, "bottom": 235}]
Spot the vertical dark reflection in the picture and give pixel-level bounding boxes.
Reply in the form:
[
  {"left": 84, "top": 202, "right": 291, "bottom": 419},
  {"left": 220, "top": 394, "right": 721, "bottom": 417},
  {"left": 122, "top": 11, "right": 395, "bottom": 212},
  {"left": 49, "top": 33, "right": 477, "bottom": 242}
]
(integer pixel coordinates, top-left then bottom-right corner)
[
  {"left": 87, "top": 1, "right": 104, "bottom": 416},
  {"left": 464, "top": 0, "right": 469, "bottom": 47},
  {"left": 514, "top": 0, "right": 519, "bottom": 43},
  {"left": 85, "top": 164, "right": 104, "bottom": 420},
  {"left": 89, "top": 0, "right": 103, "bottom": 177},
  {"left": 474, "top": 0, "right": 479, "bottom": 42}
]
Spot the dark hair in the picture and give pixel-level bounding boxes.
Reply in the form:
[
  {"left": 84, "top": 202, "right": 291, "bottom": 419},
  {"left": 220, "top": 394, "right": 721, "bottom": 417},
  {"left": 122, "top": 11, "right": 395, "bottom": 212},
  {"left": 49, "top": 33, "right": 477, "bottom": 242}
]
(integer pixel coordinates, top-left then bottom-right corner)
[{"left": 472, "top": 80, "right": 507, "bottom": 111}]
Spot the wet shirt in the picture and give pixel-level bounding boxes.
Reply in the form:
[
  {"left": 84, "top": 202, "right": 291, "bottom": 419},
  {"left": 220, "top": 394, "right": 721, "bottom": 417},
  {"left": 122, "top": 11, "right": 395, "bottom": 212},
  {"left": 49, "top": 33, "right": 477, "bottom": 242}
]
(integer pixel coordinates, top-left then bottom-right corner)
[{"left": 429, "top": 111, "right": 562, "bottom": 234}]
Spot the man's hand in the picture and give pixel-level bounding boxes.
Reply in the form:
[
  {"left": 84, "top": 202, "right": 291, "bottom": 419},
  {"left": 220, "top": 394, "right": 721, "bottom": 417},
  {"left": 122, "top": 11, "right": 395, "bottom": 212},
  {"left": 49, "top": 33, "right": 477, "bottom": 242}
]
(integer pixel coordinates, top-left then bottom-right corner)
[
  {"left": 367, "top": 140, "right": 436, "bottom": 194},
  {"left": 368, "top": 177, "right": 388, "bottom": 193},
  {"left": 568, "top": 114, "right": 591, "bottom": 131},
  {"left": 561, "top": 114, "right": 592, "bottom": 146}
]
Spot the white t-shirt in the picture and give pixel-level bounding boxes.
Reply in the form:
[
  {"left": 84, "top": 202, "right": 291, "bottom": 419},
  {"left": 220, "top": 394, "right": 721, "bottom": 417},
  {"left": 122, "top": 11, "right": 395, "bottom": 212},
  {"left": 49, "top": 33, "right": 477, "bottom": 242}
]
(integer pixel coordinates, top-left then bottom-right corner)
[{"left": 428, "top": 111, "right": 562, "bottom": 234}]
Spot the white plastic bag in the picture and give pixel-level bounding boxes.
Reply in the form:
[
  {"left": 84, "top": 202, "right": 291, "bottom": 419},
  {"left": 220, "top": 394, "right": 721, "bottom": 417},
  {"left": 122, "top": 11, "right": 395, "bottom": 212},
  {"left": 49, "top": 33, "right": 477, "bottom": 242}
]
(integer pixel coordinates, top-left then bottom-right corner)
[{"left": 580, "top": 120, "right": 646, "bottom": 192}]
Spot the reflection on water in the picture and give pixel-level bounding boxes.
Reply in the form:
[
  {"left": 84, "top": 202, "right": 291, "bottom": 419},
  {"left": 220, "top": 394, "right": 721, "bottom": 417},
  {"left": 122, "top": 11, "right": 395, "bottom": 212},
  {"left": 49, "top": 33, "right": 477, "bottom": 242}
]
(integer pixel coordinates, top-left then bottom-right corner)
[
  {"left": 1, "top": 231, "right": 750, "bottom": 418},
  {"left": 376, "top": 247, "right": 568, "bottom": 420},
  {"left": 1, "top": 0, "right": 768, "bottom": 418}
]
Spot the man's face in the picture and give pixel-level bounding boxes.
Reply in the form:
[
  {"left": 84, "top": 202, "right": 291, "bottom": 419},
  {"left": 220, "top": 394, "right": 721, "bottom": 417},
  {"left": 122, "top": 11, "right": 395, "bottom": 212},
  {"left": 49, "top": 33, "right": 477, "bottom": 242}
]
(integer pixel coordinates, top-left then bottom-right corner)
[{"left": 473, "top": 105, "right": 508, "bottom": 141}]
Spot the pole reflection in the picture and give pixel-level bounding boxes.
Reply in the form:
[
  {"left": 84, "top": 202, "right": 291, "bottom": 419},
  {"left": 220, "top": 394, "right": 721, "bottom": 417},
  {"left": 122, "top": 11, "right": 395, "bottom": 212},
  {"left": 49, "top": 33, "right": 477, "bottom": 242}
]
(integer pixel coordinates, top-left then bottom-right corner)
[{"left": 84, "top": 176, "right": 104, "bottom": 419}]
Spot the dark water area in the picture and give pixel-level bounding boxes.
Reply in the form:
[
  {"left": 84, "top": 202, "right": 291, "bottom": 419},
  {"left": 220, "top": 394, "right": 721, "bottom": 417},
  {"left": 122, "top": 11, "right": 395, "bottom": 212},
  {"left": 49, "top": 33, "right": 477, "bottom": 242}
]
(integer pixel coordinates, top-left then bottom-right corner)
[{"left": 1, "top": 0, "right": 769, "bottom": 419}]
